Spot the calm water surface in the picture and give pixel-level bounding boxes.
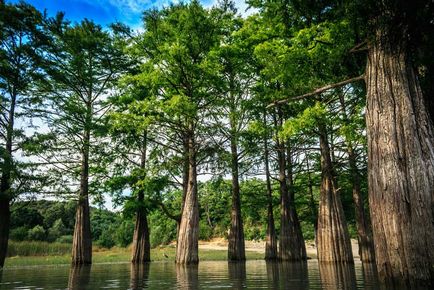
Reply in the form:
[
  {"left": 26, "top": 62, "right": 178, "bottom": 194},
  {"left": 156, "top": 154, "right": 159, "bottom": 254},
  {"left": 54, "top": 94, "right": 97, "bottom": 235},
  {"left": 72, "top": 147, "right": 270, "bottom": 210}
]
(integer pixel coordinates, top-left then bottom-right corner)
[{"left": 0, "top": 260, "right": 426, "bottom": 289}]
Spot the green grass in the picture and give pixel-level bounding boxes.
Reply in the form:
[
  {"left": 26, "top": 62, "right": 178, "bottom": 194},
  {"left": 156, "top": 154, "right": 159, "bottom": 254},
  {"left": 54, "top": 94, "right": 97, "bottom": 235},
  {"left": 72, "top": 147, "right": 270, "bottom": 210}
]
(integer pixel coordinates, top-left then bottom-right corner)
[{"left": 4, "top": 242, "right": 264, "bottom": 268}]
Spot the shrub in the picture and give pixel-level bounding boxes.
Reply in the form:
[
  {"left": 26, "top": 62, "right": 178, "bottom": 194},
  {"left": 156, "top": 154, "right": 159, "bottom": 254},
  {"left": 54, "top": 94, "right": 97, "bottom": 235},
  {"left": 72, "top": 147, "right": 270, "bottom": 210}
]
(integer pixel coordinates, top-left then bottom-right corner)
[
  {"left": 115, "top": 220, "right": 134, "bottom": 247},
  {"left": 97, "top": 227, "right": 116, "bottom": 249},
  {"left": 56, "top": 235, "right": 73, "bottom": 244},
  {"left": 27, "top": 225, "right": 46, "bottom": 241},
  {"left": 48, "top": 219, "right": 66, "bottom": 242},
  {"left": 199, "top": 220, "right": 213, "bottom": 240},
  {"left": 10, "top": 226, "right": 29, "bottom": 241}
]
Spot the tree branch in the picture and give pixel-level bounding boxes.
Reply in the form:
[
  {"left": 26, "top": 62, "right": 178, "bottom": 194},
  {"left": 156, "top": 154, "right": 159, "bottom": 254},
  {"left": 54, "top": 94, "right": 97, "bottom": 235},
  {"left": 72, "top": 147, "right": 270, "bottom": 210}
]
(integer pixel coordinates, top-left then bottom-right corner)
[{"left": 267, "top": 75, "right": 365, "bottom": 108}]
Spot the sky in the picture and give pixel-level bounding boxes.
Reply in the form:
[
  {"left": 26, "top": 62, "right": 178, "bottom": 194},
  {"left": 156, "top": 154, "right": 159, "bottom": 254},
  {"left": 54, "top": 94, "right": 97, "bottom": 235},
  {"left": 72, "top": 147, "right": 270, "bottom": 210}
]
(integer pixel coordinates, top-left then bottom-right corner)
[{"left": 9, "top": 0, "right": 253, "bottom": 29}]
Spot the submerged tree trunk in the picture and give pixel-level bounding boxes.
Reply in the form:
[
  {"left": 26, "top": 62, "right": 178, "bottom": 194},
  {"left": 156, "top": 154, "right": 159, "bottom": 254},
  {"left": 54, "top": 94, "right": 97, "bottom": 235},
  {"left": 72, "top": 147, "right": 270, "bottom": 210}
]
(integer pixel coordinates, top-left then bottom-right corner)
[
  {"left": 274, "top": 110, "right": 306, "bottom": 261},
  {"left": 264, "top": 114, "right": 277, "bottom": 260},
  {"left": 0, "top": 199, "right": 10, "bottom": 269},
  {"left": 131, "top": 134, "right": 151, "bottom": 263},
  {"left": 338, "top": 94, "right": 375, "bottom": 263},
  {"left": 228, "top": 135, "right": 246, "bottom": 261},
  {"left": 71, "top": 130, "right": 92, "bottom": 265},
  {"left": 286, "top": 143, "right": 307, "bottom": 260},
  {"left": 365, "top": 27, "right": 434, "bottom": 284},
  {"left": 317, "top": 124, "right": 353, "bottom": 263},
  {"left": 176, "top": 130, "right": 199, "bottom": 264}
]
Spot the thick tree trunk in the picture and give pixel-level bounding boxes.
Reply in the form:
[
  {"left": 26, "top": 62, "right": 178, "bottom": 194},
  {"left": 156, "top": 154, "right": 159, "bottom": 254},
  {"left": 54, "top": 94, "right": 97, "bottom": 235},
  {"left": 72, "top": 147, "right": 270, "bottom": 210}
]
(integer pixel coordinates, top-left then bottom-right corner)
[
  {"left": 228, "top": 262, "right": 247, "bottom": 289},
  {"left": 131, "top": 191, "right": 150, "bottom": 263},
  {"left": 176, "top": 264, "right": 199, "bottom": 288},
  {"left": 338, "top": 94, "right": 375, "bottom": 263},
  {"left": 286, "top": 144, "right": 307, "bottom": 260},
  {"left": 175, "top": 131, "right": 199, "bottom": 264},
  {"left": 264, "top": 116, "right": 277, "bottom": 260},
  {"left": 228, "top": 135, "right": 246, "bottom": 261},
  {"left": 131, "top": 135, "right": 151, "bottom": 263},
  {"left": 365, "top": 28, "right": 434, "bottom": 285},
  {"left": 274, "top": 111, "right": 306, "bottom": 261},
  {"left": 71, "top": 130, "right": 92, "bottom": 265},
  {"left": 317, "top": 124, "right": 353, "bottom": 263},
  {"left": 0, "top": 92, "right": 16, "bottom": 268}
]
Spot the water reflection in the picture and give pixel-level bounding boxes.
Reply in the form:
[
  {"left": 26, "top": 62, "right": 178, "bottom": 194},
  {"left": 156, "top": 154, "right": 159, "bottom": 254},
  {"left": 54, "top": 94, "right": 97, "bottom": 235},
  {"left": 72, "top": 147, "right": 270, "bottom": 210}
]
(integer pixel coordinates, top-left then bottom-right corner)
[
  {"left": 67, "top": 264, "right": 91, "bottom": 290},
  {"left": 228, "top": 261, "right": 246, "bottom": 289},
  {"left": 319, "top": 262, "right": 357, "bottom": 290},
  {"left": 130, "top": 263, "right": 150, "bottom": 290},
  {"left": 176, "top": 264, "right": 198, "bottom": 289},
  {"left": 265, "top": 261, "right": 279, "bottom": 289},
  {"left": 280, "top": 261, "right": 309, "bottom": 289}
]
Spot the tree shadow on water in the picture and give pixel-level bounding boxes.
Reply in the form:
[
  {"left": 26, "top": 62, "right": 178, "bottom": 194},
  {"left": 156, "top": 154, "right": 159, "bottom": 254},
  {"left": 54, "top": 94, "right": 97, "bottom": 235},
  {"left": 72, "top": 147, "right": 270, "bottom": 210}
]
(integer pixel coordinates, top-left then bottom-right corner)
[
  {"left": 176, "top": 264, "right": 198, "bottom": 290},
  {"left": 67, "top": 264, "right": 91, "bottom": 290},
  {"left": 319, "top": 262, "right": 356, "bottom": 290},
  {"left": 130, "top": 263, "right": 151, "bottom": 290},
  {"left": 228, "top": 261, "right": 246, "bottom": 290}
]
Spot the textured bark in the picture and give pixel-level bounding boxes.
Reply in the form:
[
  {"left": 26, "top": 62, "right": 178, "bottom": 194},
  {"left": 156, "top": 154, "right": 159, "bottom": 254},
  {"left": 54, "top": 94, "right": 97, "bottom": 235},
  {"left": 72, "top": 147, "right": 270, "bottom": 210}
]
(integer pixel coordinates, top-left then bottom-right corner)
[
  {"left": 67, "top": 265, "right": 91, "bottom": 290},
  {"left": 338, "top": 94, "right": 375, "bottom": 263},
  {"left": 274, "top": 111, "right": 306, "bottom": 261},
  {"left": 71, "top": 130, "right": 92, "bottom": 265},
  {"left": 306, "top": 157, "right": 318, "bottom": 246},
  {"left": 131, "top": 136, "right": 151, "bottom": 263},
  {"left": 130, "top": 263, "right": 150, "bottom": 290},
  {"left": 365, "top": 27, "right": 434, "bottom": 285},
  {"left": 286, "top": 144, "right": 307, "bottom": 261},
  {"left": 131, "top": 196, "right": 150, "bottom": 263},
  {"left": 0, "top": 90, "right": 15, "bottom": 269},
  {"left": 0, "top": 199, "right": 10, "bottom": 269},
  {"left": 317, "top": 124, "right": 353, "bottom": 263},
  {"left": 264, "top": 117, "right": 277, "bottom": 260},
  {"left": 319, "top": 262, "right": 357, "bottom": 290},
  {"left": 228, "top": 135, "right": 246, "bottom": 261},
  {"left": 175, "top": 131, "right": 199, "bottom": 264}
]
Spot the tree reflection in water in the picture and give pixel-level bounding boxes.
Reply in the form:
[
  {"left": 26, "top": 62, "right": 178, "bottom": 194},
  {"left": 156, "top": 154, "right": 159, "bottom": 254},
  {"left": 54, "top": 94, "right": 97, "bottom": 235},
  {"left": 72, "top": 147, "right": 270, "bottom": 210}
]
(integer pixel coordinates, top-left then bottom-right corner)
[
  {"left": 279, "top": 261, "right": 309, "bottom": 289},
  {"left": 228, "top": 261, "right": 246, "bottom": 290},
  {"left": 130, "top": 263, "right": 150, "bottom": 290},
  {"left": 67, "top": 264, "right": 91, "bottom": 290},
  {"left": 319, "top": 262, "right": 356, "bottom": 290},
  {"left": 176, "top": 264, "right": 198, "bottom": 289}
]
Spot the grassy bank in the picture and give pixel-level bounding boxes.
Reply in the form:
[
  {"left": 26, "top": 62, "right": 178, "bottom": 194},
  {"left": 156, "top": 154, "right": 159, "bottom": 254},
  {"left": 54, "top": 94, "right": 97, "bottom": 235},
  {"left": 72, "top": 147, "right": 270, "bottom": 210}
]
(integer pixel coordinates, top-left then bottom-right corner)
[{"left": 5, "top": 241, "right": 263, "bottom": 268}]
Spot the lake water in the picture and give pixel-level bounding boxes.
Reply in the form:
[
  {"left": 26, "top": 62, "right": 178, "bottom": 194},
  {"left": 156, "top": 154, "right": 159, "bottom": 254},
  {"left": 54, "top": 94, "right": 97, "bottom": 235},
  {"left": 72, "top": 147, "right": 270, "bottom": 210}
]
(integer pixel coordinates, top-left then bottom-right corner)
[{"left": 0, "top": 260, "right": 427, "bottom": 289}]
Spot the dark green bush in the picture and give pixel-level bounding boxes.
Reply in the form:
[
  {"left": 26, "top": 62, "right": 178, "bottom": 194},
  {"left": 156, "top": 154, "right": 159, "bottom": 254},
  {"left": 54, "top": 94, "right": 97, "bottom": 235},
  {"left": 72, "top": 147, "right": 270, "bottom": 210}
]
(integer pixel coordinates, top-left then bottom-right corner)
[
  {"left": 10, "top": 226, "right": 29, "bottom": 241},
  {"left": 27, "top": 225, "right": 46, "bottom": 241}
]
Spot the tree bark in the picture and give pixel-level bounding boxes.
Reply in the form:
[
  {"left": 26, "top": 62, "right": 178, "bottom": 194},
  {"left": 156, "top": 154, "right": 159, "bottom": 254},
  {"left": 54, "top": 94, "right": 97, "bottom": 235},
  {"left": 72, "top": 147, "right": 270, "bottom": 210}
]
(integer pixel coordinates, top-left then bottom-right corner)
[
  {"left": 365, "top": 27, "right": 434, "bottom": 285},
  {"left": 337, "top": 93, "right": 375, "bottom": 263},
  {"left": 130, "top": 262, "right": 150, "bottom": 289},
  {"left": 264, "top": 113, "right": 277, "bottom": 260},
  {"left": 286, "top": 143, "right": 307, "bottom": 260},
  {"left": 67, "top": 265, "right": 91, "bottom": 290},
  {"left": 274, "top": 110, "right": 306, "bottom": 261},
  {"left": 131, "top": 134, "right": 151, "bottom": 263},
  {"left": 71, "top": 129, "right": 92, "bottom": 265},
  {"left": 317, "top": 124, "right": 353, "bottom": 263},
  {"left": 306, "top": 156, "right": 318, "bottom": 246},
  {"left": 175, "top": 130, "right": 199, "bottom": 264},
  {"left": 0, "top": 90, "right": 16, "bottom": 268},
  {"left": 228, "top": 134, "right": 246, "bottom": 261}
]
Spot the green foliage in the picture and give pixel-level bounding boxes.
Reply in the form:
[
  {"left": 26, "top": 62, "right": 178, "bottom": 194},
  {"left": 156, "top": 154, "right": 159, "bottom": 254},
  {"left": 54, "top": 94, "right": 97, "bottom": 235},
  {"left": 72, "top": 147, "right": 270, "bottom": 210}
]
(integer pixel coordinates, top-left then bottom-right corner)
[{"left": 27, "top": 225, "right": 46, "bottom": 241}]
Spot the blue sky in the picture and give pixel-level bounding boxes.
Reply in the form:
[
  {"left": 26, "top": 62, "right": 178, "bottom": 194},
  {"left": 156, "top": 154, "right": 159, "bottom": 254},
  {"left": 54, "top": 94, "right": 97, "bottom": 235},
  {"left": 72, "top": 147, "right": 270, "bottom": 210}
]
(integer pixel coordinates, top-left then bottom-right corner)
[{"left": 9, "top": 0, "right": 251, "bottom": 29}]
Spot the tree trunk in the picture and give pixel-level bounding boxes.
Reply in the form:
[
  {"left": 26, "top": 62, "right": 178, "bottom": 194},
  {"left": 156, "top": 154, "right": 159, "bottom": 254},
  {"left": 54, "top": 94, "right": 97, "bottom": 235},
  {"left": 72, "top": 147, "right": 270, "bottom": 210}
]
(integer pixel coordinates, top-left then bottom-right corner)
[
  {"left": 71, "top": 130, "right": 92, "bottom": 265},
  {"left": 264, "top": 112, "right": 277, "bottom": 260},
  {"left": 306, "top": 156, "right": 318, "bottom": 246},
  {"left": 365, "top": 27, "right": 434, "bottom": 285},
  {"left": 175, "top": 131, "right": 199, "bottom": 264},
  {"left": 130, "top": 262, "right": 150, "bottom": 289},
  {"left": 319, "top": 262, "right": 357, "bottom": 290},
  {"left": 131, "top": 191, "right": 150, "bottom": 263},
  {"left": 0, "top": 91, "right": 16, "bottom": 268},
  {"left": 0, "top": 199, "right": 10, "bottom": 268},
  {"left": 131, "top": 134, "right": 151, "bottom": 263},
  {"left": 228, "top": 135, "right": 246, "bottom": 261},
  {"left": 338, "top": 93, "right": 375, "bottom": 263},
  {"left": 286, "top": 143, "right": 307, "bottom": 260},
  {"left": 67, "top": 265, "right": 91, "bottom": 290},
  {"left": 317, "top": 124, "right": 353, "bottom": 263},
  {"left": 274, "top": 110, "right": 305, "bottom": 261}
]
